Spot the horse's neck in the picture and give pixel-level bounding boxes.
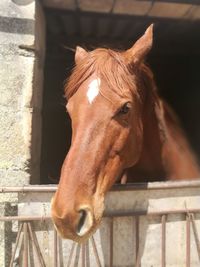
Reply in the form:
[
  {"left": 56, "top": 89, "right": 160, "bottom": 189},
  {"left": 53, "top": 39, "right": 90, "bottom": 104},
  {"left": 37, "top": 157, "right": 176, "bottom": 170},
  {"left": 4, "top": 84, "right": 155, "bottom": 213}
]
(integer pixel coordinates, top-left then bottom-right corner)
[
  {"left": 127, "top": 91, "right": 165, "bottom": 182},
  {"left": 127, "top": 93, "right": 200, "bottom": 182},
  {"left": 155, "top": 100, "right": 200, "bottom": 180}
]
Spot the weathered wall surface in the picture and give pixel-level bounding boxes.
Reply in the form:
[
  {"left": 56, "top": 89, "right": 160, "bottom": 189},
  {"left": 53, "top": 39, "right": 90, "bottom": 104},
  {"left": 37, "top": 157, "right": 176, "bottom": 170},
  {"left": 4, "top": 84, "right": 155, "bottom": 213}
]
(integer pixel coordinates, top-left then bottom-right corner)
[
  {"left": 0, "top": 0, "right": 45, "bottom": 186},
  {"left": 0, "top": 1, "right": 45, "bottom": 265}
]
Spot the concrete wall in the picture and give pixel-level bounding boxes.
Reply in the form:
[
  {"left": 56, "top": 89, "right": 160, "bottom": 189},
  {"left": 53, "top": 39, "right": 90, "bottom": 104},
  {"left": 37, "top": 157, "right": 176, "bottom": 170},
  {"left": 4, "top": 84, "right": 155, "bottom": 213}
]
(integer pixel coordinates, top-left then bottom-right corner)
[
  {"left": 0, "top": 1, "right": 45, "bottom": 265},
  {"left": 0, "top": 0, "right": 45, "bottom": 187}
]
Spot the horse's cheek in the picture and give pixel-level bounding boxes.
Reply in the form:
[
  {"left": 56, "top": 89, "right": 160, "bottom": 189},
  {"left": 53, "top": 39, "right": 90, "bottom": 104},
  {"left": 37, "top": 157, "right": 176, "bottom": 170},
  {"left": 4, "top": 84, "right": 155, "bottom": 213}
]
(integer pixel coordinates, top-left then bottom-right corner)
[{"left": 123, "top": 128, "right": 142, "bottom": 167}]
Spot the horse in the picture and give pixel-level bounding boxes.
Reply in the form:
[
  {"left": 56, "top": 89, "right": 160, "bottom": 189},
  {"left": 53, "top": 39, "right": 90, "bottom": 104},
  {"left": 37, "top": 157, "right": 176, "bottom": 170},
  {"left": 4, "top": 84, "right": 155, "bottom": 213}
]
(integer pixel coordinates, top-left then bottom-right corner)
[{"left": 51, "top": 24, "right": 200, "bottom": 243}]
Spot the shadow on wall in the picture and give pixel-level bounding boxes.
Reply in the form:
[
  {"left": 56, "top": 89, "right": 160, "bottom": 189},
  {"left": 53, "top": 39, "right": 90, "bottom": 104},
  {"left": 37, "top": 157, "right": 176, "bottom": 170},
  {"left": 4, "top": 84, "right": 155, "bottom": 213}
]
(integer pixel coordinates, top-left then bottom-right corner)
[
  {"left": 97, "top": 192, "right": 150, "bottom": 267},
  {"left": 99, "top": 215, "right": 150, "bottom": 266},
  {"left": 98, "top": 186, "right": 200, "bottom": 266}
]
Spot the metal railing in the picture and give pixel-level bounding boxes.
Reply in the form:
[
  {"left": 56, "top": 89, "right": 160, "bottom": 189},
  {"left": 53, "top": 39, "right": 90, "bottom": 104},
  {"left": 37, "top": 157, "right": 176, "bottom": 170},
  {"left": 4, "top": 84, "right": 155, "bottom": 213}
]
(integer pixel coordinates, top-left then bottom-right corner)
[
  {"left": 0, "top": 181, "right": 200, "bottom": 267},
  {"left": 1, "top": 180, "right": 200, "bottom": 193}
]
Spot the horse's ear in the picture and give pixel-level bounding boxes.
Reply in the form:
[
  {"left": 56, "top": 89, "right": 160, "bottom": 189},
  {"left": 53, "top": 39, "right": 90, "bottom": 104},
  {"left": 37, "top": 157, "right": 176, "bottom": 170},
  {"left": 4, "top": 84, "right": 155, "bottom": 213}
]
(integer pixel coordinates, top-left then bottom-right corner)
[
  {"left": 75, "top": 46, "right": 88, "bottom": 64},
  {"left": 124, "top": 24, "right": 153, "bottom": 66}
]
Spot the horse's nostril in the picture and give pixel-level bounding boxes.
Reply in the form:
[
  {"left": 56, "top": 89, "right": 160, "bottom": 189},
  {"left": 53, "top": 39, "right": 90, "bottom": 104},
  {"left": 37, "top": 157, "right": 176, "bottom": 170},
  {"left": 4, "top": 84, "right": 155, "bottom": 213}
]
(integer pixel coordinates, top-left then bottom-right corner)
[
  {"left": 76, "top": 208, "right": 93, "bottom": 236},
  {"left": 77, "top": 210, "right": 87, "bottom": 233}
]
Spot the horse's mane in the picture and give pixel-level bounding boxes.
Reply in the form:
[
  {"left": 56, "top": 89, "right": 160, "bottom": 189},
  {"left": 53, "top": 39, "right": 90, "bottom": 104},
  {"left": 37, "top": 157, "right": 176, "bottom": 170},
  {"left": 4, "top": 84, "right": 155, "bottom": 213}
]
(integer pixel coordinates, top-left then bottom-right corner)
[
  {"left": 65, "top": 47, "right": 181, "bottom": 128},
  {"left": 65, "top": 48, "right": 142, "bottom": 101},
  {"left": 64, "top": 47, "right": 182, "bottom": 131}
]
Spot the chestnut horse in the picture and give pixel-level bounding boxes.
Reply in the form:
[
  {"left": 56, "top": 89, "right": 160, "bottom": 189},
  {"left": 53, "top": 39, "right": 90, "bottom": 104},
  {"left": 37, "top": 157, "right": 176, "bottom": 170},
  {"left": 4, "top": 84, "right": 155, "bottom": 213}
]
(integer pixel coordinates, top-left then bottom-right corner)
[{"left": 51, "top": 25, "right": 200, "bottom": 242}]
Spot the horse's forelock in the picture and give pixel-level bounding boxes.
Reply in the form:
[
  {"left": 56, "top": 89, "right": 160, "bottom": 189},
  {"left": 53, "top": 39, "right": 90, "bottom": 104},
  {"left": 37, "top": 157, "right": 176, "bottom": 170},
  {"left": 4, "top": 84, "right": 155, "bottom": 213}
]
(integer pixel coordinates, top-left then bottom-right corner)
[{"left": 64, "top": 48, "right": 142, "bottom": 101}]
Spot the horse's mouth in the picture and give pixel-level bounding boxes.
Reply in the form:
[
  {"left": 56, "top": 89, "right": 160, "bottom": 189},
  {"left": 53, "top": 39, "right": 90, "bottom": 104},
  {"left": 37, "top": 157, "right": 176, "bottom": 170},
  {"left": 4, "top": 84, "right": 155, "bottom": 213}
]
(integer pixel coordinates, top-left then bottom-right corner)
[
  {"left": 54, "top": 218, "right": 102, "bottom": 243},
  {"left": 51, "top": 195, "right": 105, "bottom": 243}
]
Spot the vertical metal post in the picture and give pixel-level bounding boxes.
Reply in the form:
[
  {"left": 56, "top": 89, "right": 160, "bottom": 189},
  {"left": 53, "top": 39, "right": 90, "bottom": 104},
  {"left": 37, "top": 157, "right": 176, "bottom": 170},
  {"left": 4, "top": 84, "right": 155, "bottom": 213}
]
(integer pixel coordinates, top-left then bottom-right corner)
[
  {"left": 85, "top": 241, "right": 90, "bottom": 267},
  {"left": 191, "top": 213, "right": 200, "bottom": 261},
  {"left": 9, "top": 223, "right": 23, "bottom": 267},
  {"left": 54, "top": 229, "right": 58, "bottom": 267},
  {"left": 73, "top": 244, "right": 81, "bottom": 267},
  {"left": 82, "top": 242, "right": 86, "bottom": 267},
  {"left": 67, "top": 242, "right": 76, "bottom": 267},
  {"left": 110, "top": 218, "right": 114, "bottom": 267},
  {"left": 161, "top": 215, "right": 166, "bottom": 267},
  {"left": 27, "top": 222, "right": 46, "bottom": 267},
  {"left": 58, "top": 236, "right": 64, "bottom": 267},
  {"left": 135, "top": 216, "right": 140, "bottom": 267},
  {"left": 186, "top": 214, "right": 191, "bottom": 267},
  {"left": 91, "top": 236, "right": 102, "bottom": 267},
  {"left": 23, "top": 222, "right": 28, "bottom": 267}
]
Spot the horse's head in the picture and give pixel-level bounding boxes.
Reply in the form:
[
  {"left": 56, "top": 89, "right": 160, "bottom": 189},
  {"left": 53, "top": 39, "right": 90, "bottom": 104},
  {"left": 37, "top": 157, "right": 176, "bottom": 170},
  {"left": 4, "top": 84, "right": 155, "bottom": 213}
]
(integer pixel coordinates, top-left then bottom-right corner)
[{"left": 51, "top": 25, "right": 153, "bottom": 242}]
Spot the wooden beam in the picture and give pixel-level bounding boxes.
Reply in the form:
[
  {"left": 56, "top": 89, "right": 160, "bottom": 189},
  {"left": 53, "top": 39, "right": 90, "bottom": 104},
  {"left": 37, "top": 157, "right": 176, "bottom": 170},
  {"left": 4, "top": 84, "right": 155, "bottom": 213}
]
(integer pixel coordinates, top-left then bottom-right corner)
[{"left": 42, "top": 0, "right": 200, "bottom": 20}]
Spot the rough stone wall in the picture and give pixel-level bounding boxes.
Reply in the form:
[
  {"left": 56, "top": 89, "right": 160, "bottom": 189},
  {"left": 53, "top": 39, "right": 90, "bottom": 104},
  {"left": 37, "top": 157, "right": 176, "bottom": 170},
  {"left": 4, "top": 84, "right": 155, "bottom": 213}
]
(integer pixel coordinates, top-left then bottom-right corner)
[
  {"left": 0, "top": 0, "right": 45, "bottom": 186},
  {"left": 0, "top": 0, "right": 45, "bottom": 265}
]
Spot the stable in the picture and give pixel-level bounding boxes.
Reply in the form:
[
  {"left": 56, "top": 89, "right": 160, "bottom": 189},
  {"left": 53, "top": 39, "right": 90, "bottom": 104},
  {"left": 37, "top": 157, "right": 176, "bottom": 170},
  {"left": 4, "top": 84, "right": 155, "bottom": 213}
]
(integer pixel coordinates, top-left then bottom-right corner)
[{"left": 0, "top": 0, "right": 200, "bottom": 266}]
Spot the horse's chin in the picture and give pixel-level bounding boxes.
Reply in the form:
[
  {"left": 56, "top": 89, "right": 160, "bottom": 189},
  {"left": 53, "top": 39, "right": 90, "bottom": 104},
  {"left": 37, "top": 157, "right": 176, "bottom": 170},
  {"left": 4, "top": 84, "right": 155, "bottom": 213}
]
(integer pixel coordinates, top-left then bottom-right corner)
[
  {"left": 57, "top": 220, "right": 102, "bottom": 243},
  {"left": 54, "top": 213, "right": 103, "bottom": 243}
]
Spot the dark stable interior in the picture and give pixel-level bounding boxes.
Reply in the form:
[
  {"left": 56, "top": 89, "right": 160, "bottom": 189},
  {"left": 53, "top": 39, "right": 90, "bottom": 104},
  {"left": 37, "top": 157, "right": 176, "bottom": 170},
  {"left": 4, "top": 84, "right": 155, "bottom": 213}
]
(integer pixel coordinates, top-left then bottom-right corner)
[{"left": 40, "top": 8, "right": 200, "bottom": 184}]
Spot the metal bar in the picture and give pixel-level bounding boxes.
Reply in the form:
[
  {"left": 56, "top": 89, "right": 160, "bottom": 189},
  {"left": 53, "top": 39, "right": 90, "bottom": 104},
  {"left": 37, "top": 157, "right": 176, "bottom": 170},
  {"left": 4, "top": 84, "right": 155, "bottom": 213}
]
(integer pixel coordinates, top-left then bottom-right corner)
[
  {"left": 0, "top": 180, "right": 200, "bottom": 193},
  {"left": 161, "top": 215, "right": 166, "bottom": 267},
  {"left": 110, "top": 218, "right": 114, "bottom": 267},
  {"left": 190, "top": 213, "right": 200, "bottom": 261},
  {"left": 23, "top": 223, "right": 28, "bottom": 267},
  {"left": 0, "top": 208, "right": 200, "bottom": 222},
  {"left": 0, "top": 215, "right": 51, "bottom": 221},
  {"left": 91, "top": 236, "right": 102, "bottom": 267},
  {"left": 135, "top": 216, "right": 140, "bottom": 267},
  {"left": 58, "top": 236, "right": 64, "bottom": 267},
  {"left": 9, "top": 223, "right": 23, "bottom": 267},
  {"left": 0, "top": 186, "right": 57, "bottom": 193},
  {"left": 67, "top": 242, "right": 76, "bottom": 267},
  {"left": 85, "top": 241, "right": 90, "bottom": 267},
  {"left": 82, "top": 243, "right": 86, "bottom": 267},
  {"left": 135, "top": 216, "right": 139, "bottom": 264},
  {"left": 111, "top": 180, "right": 200, "bottom": 191},
  {"left": 54, "top": 229, "right": 58, "bottom": 267},
  {"left": 104, "top": 208, "right": 200, "bottom": 218},
  {"left": 186, "top": 214, "right": 191, "bottom": 267},
  {"left": 74, "top": 244, "right": 81, "bottom": 267},
  {"left": 27, "top": 222, "right": 46, "bottom": 267}
]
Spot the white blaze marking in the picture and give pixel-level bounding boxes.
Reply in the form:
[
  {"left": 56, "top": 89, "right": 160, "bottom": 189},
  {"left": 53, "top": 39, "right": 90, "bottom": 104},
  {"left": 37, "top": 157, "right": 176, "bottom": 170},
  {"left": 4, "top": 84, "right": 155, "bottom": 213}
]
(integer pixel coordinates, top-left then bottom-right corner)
[{"left": 87, "top": 78, "right": 100, "bottom": 104}]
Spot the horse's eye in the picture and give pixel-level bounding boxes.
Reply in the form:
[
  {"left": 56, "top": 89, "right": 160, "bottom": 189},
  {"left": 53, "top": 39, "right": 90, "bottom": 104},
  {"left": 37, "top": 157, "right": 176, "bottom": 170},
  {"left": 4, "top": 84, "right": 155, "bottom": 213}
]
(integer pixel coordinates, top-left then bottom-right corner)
[{"left": 119, "top": 102, "right": 131, "bottom": 115}]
